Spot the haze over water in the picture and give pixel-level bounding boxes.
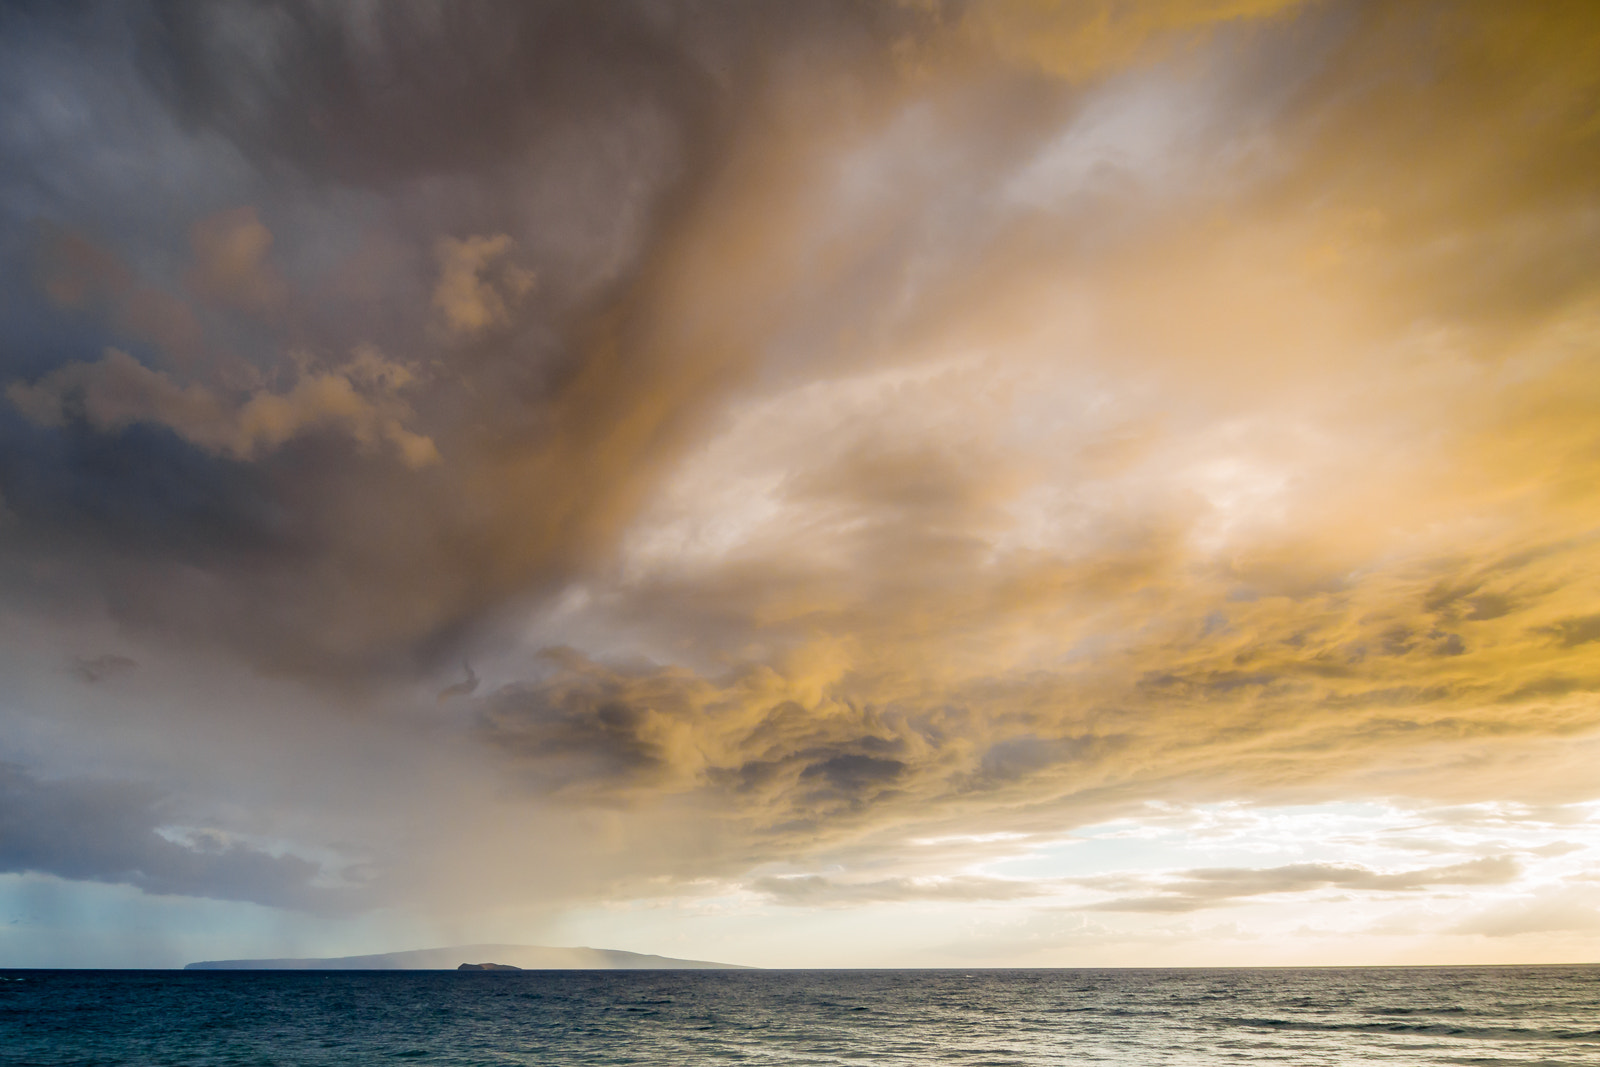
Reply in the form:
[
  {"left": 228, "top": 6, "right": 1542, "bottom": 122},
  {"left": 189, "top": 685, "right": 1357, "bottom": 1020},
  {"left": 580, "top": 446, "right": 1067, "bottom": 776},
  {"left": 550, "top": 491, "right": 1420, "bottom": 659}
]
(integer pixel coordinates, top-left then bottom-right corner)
[{"left": 4, "top": 967, "right": 1599, "bottom": 1065}]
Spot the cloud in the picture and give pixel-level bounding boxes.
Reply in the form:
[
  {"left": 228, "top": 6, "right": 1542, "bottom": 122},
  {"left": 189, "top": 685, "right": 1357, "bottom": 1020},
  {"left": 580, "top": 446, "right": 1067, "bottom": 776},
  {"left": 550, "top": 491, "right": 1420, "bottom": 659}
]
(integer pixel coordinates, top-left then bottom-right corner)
[
  {"left": 1538, "top": 614, "right": 1600, "bottom": 649},
  {"left": 69, "top": 653, "right": 137, "bottom": 683},
  {"left": 433, "top": 234, "right": 535, "bottom": 335},
  {"left": 474, "top": 646, "right": 973, "bottom": 829},
  {"left": 753, "top": 874, "right": 1048, "bottom": 907},
  {"left": 1081, "top": 857, "right": 1521, "bottom": 913},
  {"left": 186, "top": 206, "right": 287, "bottom": 312},
  {"left": 0, "top": 0, "right": 938, "bottom": 680},
  {"left": 0, "top": 763, "right": 358, "bottom": 913},
  {"left": 1453, "top": 887, "right": 1600, "bottom": 938},
  {"left": 0, "top": 0, "right": 1598, "bottom": 946},
  {"left": 437, "top": 660, "right": 479, "bottom": 702},
  {"left": 473, "top": 647, "right": 929, "bottom": 823},
  {"left": 7, "top": 346, "right": 438, "bottom": 467},
  {"left": 961, "top": 0, "right": 1310, "bottom": 82},
  {"left": 34, "top": 229, "right": 207, "bottom": 366}
]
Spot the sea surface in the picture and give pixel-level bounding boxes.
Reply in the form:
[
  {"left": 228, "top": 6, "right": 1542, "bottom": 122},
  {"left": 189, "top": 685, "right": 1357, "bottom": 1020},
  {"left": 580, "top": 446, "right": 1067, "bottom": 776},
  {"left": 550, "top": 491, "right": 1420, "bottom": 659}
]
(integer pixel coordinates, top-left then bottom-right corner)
[{"left": 2, "top": 966, "right": 1597, "bottom": 1065}]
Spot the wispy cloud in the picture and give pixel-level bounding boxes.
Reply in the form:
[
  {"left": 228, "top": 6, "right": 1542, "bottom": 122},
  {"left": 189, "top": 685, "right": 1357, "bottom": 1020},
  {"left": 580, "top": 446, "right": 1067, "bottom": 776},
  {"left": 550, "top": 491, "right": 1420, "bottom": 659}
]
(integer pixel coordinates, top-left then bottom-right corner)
[
  {"left": 1079, "top": 857, "right": 1521, "bottom": 913},
  {"left": 753, "top": 874, "right": 1048, "bottom": 907}
]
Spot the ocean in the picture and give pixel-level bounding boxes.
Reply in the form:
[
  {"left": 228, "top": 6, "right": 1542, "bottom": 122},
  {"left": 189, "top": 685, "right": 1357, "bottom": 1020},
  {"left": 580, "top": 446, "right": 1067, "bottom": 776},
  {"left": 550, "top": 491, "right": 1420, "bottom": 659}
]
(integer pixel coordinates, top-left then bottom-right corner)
[{"left": 2, "top": 966, "right": 1597, "bottom": 1065}]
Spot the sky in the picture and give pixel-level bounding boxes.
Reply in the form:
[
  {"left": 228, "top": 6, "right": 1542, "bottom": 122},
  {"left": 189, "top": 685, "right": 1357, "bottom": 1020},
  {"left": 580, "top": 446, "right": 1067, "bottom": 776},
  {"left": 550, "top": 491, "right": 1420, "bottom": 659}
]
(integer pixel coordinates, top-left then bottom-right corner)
[{"left": 1, "top": 0, "right": 1599, "bottom": 969}]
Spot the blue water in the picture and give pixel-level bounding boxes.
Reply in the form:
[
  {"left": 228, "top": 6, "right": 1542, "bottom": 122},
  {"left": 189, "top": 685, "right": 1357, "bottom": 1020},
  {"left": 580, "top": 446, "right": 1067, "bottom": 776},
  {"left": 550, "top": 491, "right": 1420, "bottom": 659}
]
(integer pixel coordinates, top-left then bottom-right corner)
[{"left": 2, "top": 966, "right": 1598, "bottom": 1065}]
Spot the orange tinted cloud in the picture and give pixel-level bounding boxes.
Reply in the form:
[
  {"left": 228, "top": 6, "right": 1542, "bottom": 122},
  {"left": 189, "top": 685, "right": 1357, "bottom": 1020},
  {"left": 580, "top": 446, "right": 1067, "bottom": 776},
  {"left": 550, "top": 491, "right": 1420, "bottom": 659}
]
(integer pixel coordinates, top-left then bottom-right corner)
[{"left": 1, "top": 1, "right": 1598, "bottom": 962}]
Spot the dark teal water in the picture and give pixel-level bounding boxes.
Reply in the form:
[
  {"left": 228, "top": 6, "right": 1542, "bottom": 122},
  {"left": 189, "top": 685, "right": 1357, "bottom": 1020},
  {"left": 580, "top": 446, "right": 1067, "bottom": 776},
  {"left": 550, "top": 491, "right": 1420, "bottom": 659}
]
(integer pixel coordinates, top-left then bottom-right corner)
[{"left": 2, "top": 966, "right": 1598, "bottom": 1065}]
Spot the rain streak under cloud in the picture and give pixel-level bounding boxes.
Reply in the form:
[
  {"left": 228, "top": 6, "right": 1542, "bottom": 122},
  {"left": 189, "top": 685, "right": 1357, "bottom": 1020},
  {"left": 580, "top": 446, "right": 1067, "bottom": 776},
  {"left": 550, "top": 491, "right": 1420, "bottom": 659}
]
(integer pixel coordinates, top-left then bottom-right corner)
[{"left": 1, "top": 0, "right": 1599, "bottom": 968}]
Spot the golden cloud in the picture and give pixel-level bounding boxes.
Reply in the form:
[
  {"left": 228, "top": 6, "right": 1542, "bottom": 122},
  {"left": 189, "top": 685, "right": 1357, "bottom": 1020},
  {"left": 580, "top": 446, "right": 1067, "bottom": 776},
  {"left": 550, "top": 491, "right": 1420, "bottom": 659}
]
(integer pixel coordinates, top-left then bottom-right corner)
[{"left": 7, "top": 346, "right": 438, "bottom": 468}]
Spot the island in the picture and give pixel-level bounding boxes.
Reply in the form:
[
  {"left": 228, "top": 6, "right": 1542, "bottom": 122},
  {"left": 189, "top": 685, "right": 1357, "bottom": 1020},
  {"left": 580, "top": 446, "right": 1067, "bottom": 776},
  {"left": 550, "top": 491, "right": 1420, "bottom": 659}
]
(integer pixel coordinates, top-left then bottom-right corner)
[
  {"left": 184, "top": 943, "right": 750, "bottom": 970},
  {"left": 458, "top": 962, "right": 522, "bottom": 971}
]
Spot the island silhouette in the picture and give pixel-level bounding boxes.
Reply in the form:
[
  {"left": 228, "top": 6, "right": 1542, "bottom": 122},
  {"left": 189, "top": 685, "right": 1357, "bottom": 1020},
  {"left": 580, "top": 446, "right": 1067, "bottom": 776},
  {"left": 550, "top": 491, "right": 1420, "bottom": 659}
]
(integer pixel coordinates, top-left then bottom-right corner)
[{"left": 184, "top": 944, "right": 748, "bottom": 970}]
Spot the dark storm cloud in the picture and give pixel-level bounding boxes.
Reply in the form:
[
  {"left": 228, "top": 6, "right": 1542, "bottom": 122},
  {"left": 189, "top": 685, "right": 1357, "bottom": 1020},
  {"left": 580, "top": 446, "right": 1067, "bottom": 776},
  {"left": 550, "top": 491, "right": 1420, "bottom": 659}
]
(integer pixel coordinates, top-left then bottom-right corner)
[
  {"left": 0, "top": 0, "right": 929, "bottom": 679},
  {"left": 0, "top": 763, "right": 358, "bottom": 912},
  {"left": 480, "top": 674, "right": 677, "bottom": 793},
  {"left": 138, "top": 1, "right": 725, "bottom": 185},
  {"left": 475, "top": 648, "right": 940, "bottom": 820}
]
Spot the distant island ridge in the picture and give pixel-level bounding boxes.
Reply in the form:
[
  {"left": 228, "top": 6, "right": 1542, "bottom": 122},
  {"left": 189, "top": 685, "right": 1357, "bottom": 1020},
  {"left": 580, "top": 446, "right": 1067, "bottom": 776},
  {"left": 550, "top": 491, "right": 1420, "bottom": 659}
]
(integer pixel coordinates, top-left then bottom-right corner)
[{"left": 184, "top": 945, "right": 748, "bottom": 970}]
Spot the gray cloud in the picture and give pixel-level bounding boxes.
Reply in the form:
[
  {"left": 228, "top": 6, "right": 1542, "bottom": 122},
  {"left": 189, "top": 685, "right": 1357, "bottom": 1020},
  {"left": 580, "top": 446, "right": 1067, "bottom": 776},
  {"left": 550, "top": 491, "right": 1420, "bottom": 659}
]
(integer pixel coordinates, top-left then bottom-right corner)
[
  {"left": 69, "top": 652, "right": 137, "bottom": 683},
  {"left": 437, "top": 660, "right": 478, "bottom": 702},
  {"left": 0, "top": 763, "right": 359, "bottom": 912},
  {"left": 0, "top": 0, "right": 927, "bottom": 681}
]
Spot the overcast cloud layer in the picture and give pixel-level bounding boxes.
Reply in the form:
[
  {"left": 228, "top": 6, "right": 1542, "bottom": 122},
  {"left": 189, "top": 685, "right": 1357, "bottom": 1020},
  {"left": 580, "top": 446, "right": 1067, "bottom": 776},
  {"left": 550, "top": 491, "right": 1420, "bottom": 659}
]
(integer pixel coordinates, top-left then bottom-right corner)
[{"left": 2, "top": 1, "right": 1599, "bottom": 967}]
